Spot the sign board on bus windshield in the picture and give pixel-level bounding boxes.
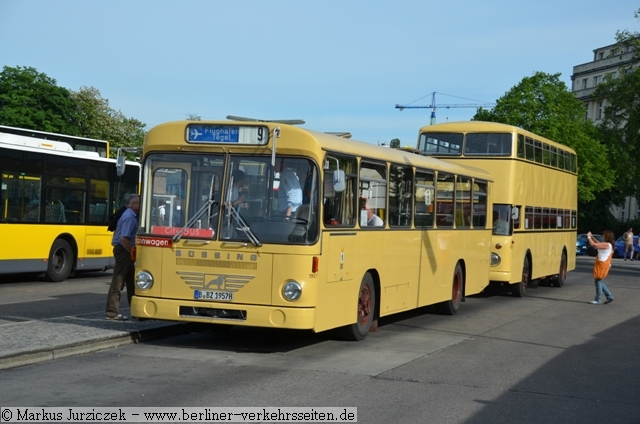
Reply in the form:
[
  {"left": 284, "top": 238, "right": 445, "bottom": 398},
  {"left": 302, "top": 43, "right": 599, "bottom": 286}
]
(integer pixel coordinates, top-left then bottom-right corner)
[{"left": 186, "top": 125, "right": 269, "bottom": 145}]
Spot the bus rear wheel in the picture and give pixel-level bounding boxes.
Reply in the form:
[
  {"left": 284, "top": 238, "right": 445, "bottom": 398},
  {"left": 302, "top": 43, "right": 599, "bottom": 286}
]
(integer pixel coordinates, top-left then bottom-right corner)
[
  {"left": 512, "top": 256, "right": 530, "bottom": 297},
  {"left": 439, "top": 263, "right": 463, "bottom": 315},
  {"left": 340, "top": 273, "right": 375, "bottom": 341},
  {"left": 46, "top": 239, "right": 73, "bottom": 282},
  {"left": 552, "top": 252, "right": 567, "bottom": 287}
]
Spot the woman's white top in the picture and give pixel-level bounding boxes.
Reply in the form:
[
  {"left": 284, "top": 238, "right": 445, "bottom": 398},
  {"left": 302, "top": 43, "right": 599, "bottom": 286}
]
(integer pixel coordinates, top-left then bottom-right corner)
[{"left": 597, "top": 243, "right": 613, "bottom": 261}]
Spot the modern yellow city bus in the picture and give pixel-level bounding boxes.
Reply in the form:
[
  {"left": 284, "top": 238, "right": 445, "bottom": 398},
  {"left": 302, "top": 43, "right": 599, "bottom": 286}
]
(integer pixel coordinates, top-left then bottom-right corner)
[
  {"left": 131, "top": 120, "right": 494, "bottom": 340},
  {"left": 0, "top": 128, "right": 140, "bottom": 281},
  {"left": 414, "top": 121, "right": 577, "bottom": 296}
]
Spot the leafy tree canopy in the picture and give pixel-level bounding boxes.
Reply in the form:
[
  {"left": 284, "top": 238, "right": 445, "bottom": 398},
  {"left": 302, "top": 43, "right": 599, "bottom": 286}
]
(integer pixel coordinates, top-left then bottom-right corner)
[
  {"left": 0, "top": 66, "right": 80, "bottom": 134},
  {"left": 71, "top": 86, "right": 145, "bottom": 150},
  {"left": 595, "top": 7, "right": 640, "bottom": 199},
  {"left": 473, "top": 71, "right": 614, "bottom": 202},
  {"left": 0, "top": 66, "right": 146, "bottom": 151},
  {"left": 389, "top": 138, "right": 400, "bottom": 148}
]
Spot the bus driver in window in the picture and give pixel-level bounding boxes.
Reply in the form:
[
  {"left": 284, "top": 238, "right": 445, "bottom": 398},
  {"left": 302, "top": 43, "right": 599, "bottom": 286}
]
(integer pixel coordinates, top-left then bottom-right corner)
[{"left": 230, "top": 169, "right": 246, "bottom": 207}]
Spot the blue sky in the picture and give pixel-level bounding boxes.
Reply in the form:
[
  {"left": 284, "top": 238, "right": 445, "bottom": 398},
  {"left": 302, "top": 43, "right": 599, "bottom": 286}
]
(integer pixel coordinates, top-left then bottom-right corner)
[{"left": 0, "top": 1, "right": 638, "bottom": 146}]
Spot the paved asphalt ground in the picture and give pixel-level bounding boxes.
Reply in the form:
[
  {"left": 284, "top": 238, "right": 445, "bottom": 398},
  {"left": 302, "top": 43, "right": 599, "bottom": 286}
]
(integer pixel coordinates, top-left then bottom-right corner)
[{"left": 0, "top": 256, "right": 639, "bottom": 371}]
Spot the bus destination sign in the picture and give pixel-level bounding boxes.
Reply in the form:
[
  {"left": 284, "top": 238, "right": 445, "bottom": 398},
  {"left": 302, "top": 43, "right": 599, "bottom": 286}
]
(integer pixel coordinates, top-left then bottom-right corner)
[{"left": 186, "top": 125, "right": 269, "bottom": 145}]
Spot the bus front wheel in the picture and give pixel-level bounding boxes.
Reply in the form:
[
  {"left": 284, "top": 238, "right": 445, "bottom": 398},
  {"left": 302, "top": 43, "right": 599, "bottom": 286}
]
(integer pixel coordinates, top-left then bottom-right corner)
[
  {"left": 46, "top": 239, "right": 73, "bottom": 282},
  {"left": 512, "top": 256, "right": 530, "bottom": 297},
  {"left": 340, "top": 273, "right": 376, "bottom": 341},
  {"left": 439, "top": 263, "right": 463, "bottom": 315}
]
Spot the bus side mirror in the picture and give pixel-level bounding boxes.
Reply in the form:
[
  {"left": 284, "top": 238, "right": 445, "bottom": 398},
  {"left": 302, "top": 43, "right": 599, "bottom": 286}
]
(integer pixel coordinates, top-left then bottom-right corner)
[
  {"left": 333, "top": 170, "right": 345, "bottom": 192},
  {"left": 116, "top": 153, "right": 125, "bottom": 177},
  {"left": 511, "top": 207, "right": 519, "bottom": 220}
]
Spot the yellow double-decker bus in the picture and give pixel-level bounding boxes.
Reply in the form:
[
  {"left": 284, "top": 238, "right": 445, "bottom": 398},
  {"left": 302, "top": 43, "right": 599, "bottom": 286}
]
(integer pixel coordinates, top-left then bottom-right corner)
[
  {"left": 0, "top": 127, "right": 140, "bottom": 281},
  {"left": 415, "top": 121, "right": 577, "bottom": 296},
  {"left": 131, "top": 120, "right": 493, "bottom": 340}
]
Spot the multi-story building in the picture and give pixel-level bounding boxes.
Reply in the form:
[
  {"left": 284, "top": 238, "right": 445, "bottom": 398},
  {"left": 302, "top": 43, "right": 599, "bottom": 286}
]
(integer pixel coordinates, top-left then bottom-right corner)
[{"left": 571, "top": 41, "right": 637, "bottom": 221}]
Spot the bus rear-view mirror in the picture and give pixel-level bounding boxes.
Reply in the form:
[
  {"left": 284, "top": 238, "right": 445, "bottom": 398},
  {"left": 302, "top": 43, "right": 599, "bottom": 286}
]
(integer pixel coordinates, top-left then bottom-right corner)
[{"left": 333, "top": 170, "right": 345, "bottom": 192}]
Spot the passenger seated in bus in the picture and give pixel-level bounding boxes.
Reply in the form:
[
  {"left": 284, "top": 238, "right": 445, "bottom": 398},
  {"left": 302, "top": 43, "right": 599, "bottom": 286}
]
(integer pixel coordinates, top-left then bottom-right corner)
[
  {"left": 365, "top": 203, "right": 383, "bottom": 227},
  {"left": 493, "top": 211, "right": 510, "bottom": 235}
]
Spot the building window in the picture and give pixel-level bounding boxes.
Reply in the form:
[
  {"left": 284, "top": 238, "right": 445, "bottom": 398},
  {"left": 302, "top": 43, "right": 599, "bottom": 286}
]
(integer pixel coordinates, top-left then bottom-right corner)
[
  {"left": 597, "top": 102, "right": 604, "bottom": 120},
  {"left": 584, "top": 102, "right": 589, "bottom": 120},
  {"left": 582, "top": 79, "right": 587, "bottom": 89},
  {"left": 598, "top": 52, "right": 604, "bottom": 60},
  {"left": 594, "top": 75, "right": 602, "bottom": 86}
]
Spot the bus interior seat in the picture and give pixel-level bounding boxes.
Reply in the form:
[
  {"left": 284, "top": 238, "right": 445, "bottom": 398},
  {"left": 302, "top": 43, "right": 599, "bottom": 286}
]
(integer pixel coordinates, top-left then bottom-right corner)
[
  {"left": 45, "top": 200, "right": 66, "bottom": 223},
  {"left": 23, "top": 205, "right": 40, "bottom": 222},
  {"left": 90, "top": 202, "right": 107, "bottom": 222}
]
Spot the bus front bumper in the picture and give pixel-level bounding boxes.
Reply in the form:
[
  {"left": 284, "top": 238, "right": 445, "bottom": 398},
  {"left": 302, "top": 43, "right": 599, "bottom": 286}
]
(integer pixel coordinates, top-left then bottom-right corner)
[
  {"left": 131, "top": 296, "right": 317, "bottom": 330},
  {"left": 489, "top": 270, "right": 514, "bottom": 284}
]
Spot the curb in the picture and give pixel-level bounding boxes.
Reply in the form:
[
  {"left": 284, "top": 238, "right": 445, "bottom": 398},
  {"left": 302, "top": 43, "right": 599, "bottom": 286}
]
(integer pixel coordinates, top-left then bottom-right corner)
[{"left": 0, "top": 322, "right": 201, "bottom": 371}]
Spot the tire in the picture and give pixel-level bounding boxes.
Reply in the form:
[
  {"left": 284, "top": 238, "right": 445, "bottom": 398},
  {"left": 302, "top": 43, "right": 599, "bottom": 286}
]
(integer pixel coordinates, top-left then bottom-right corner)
[
  {"left": 511, "top": 256, "right": 530, "bottom": 297},
  {"left": 439, "top": 263, "right": 463, "bottom": 315},
  {"left": 45, "top": 239, "right": 74, "bottom": 282},
  {"left": 552, "top": 252, "right": 567, "bottom": 288},
  {"left": 340, "top": 273, "right": 376, "bottom": 341}
]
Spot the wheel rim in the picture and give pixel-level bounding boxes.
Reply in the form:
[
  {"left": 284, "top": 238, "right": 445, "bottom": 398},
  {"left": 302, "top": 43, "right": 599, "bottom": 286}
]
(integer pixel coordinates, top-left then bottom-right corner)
[
  {"left": 522, "top": 259, "right": 529, "bottom": 291},
  {"left": 52, "top": 248, "right": 67, "bottom": 273},
  {"left": 560, "top": 255, "right": 567, "bottom": 282},
  {"left": 452, "top": 272, "right": 462, "bottom": 304},
  {"left": 358, "top": 284, "right": 372, "bottom": 326}
]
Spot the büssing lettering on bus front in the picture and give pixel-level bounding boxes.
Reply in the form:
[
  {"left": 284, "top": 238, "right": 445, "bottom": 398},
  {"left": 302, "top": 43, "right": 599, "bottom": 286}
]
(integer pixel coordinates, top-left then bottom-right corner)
[{"left": 175, "top": 250, "right": 258, "bottom": 262}]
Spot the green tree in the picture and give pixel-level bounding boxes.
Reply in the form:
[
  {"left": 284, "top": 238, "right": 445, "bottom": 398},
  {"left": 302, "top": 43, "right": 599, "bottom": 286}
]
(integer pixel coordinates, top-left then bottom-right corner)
[
  {"left": 71, "top": 86, "right": 146, "bottom": 149},
  {"left": 595, "top": 8, "right": 640, "bottom": 200},
  {"left": 389, "top": 138, "right": 400, "bottom": 148},
  {"left": 0, "top": 66, "right": 80, "bottom": 134},
  {"left": 186, "top": 113, "right": 202, "bottom": 121},
  {"left": 472, "top": 71, "right": 614, "bottom": 202}
]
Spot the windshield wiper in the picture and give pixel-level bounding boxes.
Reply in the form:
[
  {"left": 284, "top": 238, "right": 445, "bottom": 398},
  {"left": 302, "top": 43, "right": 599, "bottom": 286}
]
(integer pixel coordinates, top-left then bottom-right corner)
[
  {"left": 226, "top": 205, "right": 262, "bottom": 247},
  {"left": 173, "top": 175, "right": 218, "bottom": 242},
  {"left": 172, "top": 199, "right": 218, "bottom": 242}
]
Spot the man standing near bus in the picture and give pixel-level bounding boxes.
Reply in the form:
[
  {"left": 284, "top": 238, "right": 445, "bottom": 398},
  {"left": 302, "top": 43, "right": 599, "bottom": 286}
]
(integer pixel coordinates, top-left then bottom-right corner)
[
  {"left": 105, "top": 194, "right": 140, "bottom": 321},
  {"left": 623, "top": 227, "right": 634, "bottom": 261}
]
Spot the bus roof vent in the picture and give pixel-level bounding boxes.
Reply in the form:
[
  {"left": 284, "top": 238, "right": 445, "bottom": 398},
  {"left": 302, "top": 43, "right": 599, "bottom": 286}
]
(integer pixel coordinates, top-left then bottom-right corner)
[
  {"left": 325, "top": 132, "right": 352, "bottom": 139},
  {"left": 226, "top": 115, "right": 305, "bottom": 125}
]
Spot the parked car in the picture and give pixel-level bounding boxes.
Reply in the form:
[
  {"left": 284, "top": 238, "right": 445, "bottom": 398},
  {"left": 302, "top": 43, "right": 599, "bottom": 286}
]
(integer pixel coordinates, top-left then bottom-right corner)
[
  {"left": 576, "top": 234, "right": 602, "bottom": 256},
  {"left": 613, "top": 235, "right": 640, "bottom": 259}
]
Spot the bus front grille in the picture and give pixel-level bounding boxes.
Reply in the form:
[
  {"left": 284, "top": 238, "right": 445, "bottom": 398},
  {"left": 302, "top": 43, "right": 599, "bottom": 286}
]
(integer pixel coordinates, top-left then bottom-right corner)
[{"left": 179, "top": 306, "right": 247, "bottom": 321}]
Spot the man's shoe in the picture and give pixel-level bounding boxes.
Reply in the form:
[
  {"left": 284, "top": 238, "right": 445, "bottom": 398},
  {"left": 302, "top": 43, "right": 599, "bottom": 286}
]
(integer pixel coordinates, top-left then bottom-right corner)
[
  {"left": 105, "top": 314, "right": 128, "bottom": 321},
  {"left": 588, "top": 300, "right": 600, "bottom": 305},
  {"left": 604, "top": 298, "right": 614, "bottom": 304}
]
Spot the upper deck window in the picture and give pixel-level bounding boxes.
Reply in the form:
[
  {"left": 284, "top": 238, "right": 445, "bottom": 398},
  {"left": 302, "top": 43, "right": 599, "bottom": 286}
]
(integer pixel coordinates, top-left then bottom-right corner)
[
  {"left": 418, "top": 133, "right": 463, "bottom": 156},
  {"left": 463, "top": 133, "right": 512, "bottom": 156}
]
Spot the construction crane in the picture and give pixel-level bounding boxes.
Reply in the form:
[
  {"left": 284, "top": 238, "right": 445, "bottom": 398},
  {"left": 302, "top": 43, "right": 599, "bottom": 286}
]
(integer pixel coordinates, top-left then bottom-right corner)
[{"left": 395, "top": 92, "right": 495, "bottom": 125}]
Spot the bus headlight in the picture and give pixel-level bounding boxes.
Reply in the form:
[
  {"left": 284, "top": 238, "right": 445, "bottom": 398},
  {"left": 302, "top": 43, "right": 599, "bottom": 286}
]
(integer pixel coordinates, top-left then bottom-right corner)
[
  {"left": 491, "top": 253, "right": 501, "bottom": 266},
  {"left": 136, "top": 271, "right": 154, "bottom": 290},
  {"left": 282, "top": 281, "right": 302, "bottom": 301}
]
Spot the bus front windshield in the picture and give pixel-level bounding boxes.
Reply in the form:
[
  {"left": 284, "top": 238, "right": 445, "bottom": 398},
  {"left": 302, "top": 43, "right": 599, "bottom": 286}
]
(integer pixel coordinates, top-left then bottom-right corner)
[{"left": 141, "top": 153, "right": 319, "bottom": 245}]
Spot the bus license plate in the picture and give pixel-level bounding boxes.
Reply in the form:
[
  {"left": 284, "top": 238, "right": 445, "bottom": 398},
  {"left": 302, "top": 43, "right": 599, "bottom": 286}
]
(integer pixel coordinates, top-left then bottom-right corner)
[{"left": 194, "top": 290, "right": 233, "bottom": 301}]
